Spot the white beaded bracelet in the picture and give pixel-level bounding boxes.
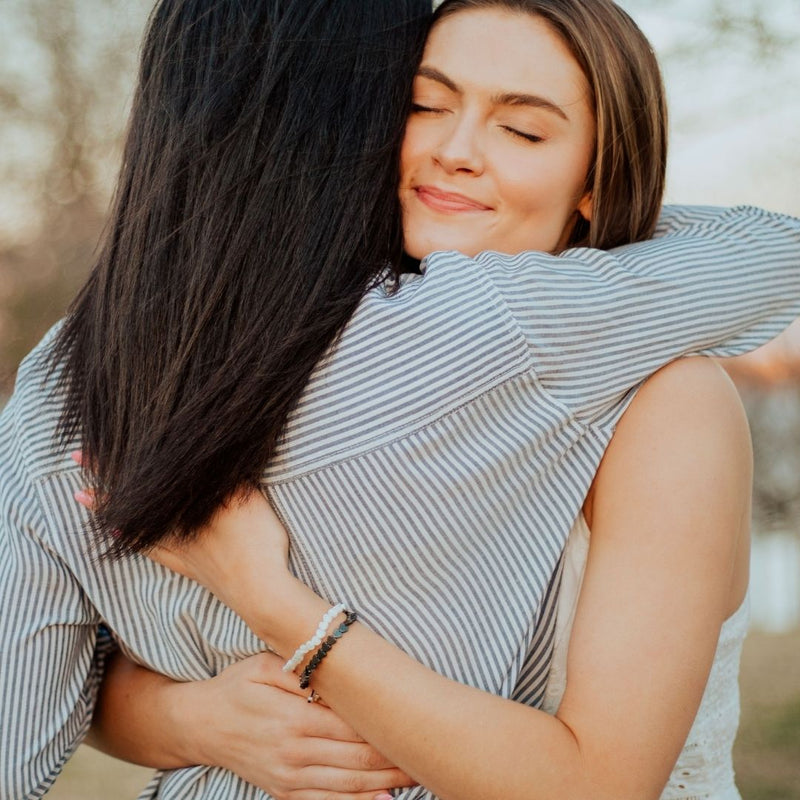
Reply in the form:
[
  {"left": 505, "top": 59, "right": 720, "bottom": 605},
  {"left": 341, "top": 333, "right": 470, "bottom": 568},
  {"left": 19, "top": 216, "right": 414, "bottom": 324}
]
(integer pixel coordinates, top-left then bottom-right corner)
[{"left": 282, "top": 603, "right": 346, "bottom": 673}]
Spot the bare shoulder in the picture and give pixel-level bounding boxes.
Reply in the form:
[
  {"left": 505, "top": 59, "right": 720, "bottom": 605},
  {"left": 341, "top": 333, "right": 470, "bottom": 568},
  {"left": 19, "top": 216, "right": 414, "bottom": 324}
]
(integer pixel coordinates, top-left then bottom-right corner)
[
  {"left": 637, "top": 355, "right": 743, "bottom": 413},
  {"left": 585, "top": 356, "right": 751, "bottom": 522},
  {"left": 618, "top": 356, "right": 749, "bottom": 448}
]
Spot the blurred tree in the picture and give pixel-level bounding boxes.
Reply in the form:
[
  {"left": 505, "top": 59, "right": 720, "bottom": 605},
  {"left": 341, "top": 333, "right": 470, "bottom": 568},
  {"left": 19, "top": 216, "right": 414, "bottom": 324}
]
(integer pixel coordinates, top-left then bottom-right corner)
[
  {"left": 621, "top": 0, "right": 794, "bottom": 57},
  {"left": 0, "top": 0, "right": 148, "bottom": 389},
  {"left": 721, "top": 324, "right": 800, "bottom": 535},
  {"left": 745, "top": 384, "right": 800, "bottom": 532}
]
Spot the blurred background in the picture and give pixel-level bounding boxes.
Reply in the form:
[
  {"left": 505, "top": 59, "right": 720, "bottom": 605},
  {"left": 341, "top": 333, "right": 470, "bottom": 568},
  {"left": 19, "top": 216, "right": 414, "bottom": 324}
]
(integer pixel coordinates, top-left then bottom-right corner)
[{"left": 0, "top": 0, "right": 797, "bottom": 798}]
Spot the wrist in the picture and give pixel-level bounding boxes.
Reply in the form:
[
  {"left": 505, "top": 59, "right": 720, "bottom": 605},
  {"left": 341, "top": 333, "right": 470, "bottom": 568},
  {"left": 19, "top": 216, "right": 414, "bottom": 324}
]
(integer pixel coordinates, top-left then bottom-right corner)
[{"left": 244, "top": 577, "right": 337, "bottom": 660}]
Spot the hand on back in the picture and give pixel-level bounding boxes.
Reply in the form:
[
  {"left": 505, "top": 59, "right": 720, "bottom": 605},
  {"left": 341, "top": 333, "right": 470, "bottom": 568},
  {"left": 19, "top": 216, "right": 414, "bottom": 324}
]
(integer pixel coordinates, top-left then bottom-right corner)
[{"left": 189, "top": 652, "right": 411, "bottom": 800}]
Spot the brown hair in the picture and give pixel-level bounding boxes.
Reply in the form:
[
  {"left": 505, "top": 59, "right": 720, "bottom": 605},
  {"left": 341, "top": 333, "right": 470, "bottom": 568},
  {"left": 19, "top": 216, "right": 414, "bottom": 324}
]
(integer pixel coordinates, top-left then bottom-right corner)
[{"left": 433, "top": 0, "right": 668, "bottom": 249}]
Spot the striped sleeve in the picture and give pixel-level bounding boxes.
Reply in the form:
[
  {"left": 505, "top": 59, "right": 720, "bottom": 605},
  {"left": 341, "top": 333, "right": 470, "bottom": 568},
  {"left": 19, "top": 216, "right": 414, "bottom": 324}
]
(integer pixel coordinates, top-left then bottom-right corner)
[
  {"left": 0, "top": 393, "right": 103, "bottom": 800},
  {"left": 480, "top": 205, "right": 800, "bottom": 421},
  {"left": 652, "top": 203, "right": 729, "bottom": 236}
]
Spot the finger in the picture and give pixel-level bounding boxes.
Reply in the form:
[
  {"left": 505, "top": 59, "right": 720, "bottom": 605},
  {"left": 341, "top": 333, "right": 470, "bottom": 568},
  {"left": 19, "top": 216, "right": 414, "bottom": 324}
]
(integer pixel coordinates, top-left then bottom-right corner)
[
  {"left": 240, "top": 660, "right": 364, "bottom": 738},
  {"left": 70, "top": 450, "right": 84, "bottom": 466},
  {"left": 287, "top": 791, "right": 398, "bottom": 800},
  {"left": 298, "top": 739, "right": 401, "bottom": 773},
  {"left": 74, "top": 489, "right": 96, "bottom": 510},
  {"left": 245, "top": 651, "right": 309, "bottom": 695},
  {"left": 299, "top": 704, "right": 367, "bottom": 743},
  {"left": 293, "top": 764, "right": 414, "bottom": 793}
]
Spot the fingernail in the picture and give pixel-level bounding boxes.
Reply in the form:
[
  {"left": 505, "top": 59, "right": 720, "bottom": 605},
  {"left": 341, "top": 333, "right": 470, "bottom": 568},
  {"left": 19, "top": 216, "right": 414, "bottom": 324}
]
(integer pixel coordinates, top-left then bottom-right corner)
[
  {"left": 74, "top": 490, "right": 93, "bottom": 507},
  {"left": 70, "top": 450, "right": 83, "bottom": 465},
  {"left": 375, "top": 795, "right": 393, "bottom": 800}
]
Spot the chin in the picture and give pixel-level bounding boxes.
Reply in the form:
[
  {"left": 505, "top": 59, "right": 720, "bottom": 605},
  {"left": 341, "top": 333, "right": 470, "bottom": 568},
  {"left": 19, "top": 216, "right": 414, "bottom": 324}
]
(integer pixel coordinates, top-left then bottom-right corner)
[
  {"left": 412, "top": 244, "right": 481, "bottom": 260},
  {"left": 404, "top": 232, "right": 481, "bottom": 260}
]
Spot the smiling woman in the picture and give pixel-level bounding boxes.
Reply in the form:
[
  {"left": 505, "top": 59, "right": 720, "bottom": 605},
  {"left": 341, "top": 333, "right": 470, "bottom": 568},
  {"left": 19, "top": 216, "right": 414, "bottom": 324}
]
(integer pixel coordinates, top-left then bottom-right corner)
[
  {"left": 400, "top": 10, "right": 595, "bottom": 256},
  {"left": 401, "top": 0, "right": 667, "bottom": 258}
]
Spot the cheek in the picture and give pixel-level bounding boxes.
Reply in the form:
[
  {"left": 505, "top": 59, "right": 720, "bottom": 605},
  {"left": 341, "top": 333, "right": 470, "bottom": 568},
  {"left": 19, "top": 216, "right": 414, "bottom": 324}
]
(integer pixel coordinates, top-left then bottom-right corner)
[
  {"left": 399, "top": 118, "right": 428, "bottom": 185},
  {"left": 496, "top": 155, "right": 587, "bottom": 253},
  {"left": 512, "top": 145, "right": 590, "bottom": 216},
  {"left": 502, "top": 159, "right": 570, "bottom": 222},
  {"left": 399, "top": 137, "right": 413, "bottom": 184}
]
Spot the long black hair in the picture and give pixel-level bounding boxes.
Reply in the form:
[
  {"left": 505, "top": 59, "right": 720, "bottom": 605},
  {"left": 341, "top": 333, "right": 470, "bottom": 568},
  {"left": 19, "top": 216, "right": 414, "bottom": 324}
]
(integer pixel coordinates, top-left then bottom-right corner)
[{"left": 51, "top": 0, "right": 431, "bottom": 554}]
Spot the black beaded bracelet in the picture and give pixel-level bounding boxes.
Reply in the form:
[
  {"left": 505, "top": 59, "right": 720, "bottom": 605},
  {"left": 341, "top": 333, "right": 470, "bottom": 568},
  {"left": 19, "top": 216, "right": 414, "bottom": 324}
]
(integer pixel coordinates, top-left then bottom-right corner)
[{"left": 299, "top": 610, "right": 357, "bottom": 689}]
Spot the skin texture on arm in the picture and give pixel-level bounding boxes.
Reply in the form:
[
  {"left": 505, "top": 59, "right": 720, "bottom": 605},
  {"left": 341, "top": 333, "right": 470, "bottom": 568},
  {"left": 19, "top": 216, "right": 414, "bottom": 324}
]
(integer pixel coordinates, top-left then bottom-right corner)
[
  {"left": 86, "top": 650, "right": 413, "bottom": 799},
  {"left": 85, "top": 650, "right": 192, "bottom": 769},
  {"left": 150, "top": 356, "right": 752, "bottom": 800},
  {"left": 558, "top": 356, "right": 750, "bottom": 795}
]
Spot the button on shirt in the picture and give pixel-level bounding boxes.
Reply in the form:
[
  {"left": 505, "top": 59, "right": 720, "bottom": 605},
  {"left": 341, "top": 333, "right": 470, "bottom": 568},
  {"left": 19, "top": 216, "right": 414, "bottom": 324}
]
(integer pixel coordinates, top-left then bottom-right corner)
[{"left": 1, "top": 205, "right": 799, "bottom": 800}]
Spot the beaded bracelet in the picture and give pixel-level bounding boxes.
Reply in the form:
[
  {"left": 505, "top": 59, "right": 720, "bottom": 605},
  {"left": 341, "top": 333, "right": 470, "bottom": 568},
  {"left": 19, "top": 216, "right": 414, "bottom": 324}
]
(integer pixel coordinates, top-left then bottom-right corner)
[
  {"left": 299, "top": 610, "right": 357, "bottom": 689},
  {"left": 282, "top": 603, "right": 346, "bottom": 673}
]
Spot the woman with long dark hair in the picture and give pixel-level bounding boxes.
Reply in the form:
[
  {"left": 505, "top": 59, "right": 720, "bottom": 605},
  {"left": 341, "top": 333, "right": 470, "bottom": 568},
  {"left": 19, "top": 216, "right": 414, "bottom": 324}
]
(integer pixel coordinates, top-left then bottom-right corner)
[
  {"left": 81, "top": 2, "right": 799, "bottom": 799},
  {"left": 50, "top": 0, "right": 432, "bottom": 551},
  {"left": 2, "top": 3, "right": 432, "bottom": 798},
  {"left": 1, "top": 0, "right": 798, "bottom": 798}
]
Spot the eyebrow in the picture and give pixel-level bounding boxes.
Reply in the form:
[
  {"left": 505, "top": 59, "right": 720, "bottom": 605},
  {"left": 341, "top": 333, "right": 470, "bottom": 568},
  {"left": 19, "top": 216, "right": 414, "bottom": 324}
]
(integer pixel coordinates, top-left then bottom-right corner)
[
  {"left": 415, "top": 66, "right": 569, "bottom": 121},
  {"left": 417, "top": 66, "right": 460, "bottom": 93},
  {"left": 493, "top": 91, "right": 568, "bottom": 121}
]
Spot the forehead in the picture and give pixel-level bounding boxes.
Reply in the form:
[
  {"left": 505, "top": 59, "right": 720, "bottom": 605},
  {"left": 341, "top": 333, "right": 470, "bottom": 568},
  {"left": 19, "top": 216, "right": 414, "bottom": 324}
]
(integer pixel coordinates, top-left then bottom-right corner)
[{"left": 421, "top": 8, "right": 589, "bottom": 105}]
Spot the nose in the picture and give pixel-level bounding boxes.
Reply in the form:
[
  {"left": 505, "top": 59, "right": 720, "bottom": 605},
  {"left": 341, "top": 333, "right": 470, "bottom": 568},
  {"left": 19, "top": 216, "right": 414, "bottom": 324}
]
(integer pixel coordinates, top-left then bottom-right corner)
[{"left": 433, "top": 111, "right": 485, "bottom": 176}]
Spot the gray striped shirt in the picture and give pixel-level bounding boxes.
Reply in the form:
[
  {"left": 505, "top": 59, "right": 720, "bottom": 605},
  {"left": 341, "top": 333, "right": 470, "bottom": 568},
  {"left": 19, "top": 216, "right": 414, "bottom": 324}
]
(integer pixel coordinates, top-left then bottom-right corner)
[{"left": 2, "top": 205, "right": 799, "bottom": 800}]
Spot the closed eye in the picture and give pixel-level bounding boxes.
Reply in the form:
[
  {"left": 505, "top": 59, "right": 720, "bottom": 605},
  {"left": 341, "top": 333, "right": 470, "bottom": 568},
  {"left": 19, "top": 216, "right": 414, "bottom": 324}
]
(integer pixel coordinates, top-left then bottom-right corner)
[
  {"left": 502, "top": 126, "right": 544, "bottom": 144},
  {"left": 411, "top": 103, "right": 448, "bottom": 114}
]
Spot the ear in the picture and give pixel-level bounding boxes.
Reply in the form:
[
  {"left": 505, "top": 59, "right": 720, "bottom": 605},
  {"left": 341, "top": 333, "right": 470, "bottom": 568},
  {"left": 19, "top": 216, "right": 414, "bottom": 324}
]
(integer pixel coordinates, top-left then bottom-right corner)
[{"left": 577, "top": 192, "right": 593, "bottom": 222}]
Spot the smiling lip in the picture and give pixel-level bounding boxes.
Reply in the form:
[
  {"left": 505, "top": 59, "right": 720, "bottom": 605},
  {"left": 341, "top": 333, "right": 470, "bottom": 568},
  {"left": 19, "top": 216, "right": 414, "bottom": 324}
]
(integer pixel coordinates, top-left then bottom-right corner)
[{"left": 414, "top": 186, "right": 492, "bottom": 213}]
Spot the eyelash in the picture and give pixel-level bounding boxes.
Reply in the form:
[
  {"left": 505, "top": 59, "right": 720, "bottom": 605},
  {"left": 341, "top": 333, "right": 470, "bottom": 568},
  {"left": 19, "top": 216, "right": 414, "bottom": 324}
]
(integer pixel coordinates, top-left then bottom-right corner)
[
  {"left": 502, "top": 126, "right": 544, "bottom": 144},
  {"left": 411, "top": 104, "right": 544, "bottom": 144},
  {"left": 410, "top": 103, "right": 446, "bottom": 114}
]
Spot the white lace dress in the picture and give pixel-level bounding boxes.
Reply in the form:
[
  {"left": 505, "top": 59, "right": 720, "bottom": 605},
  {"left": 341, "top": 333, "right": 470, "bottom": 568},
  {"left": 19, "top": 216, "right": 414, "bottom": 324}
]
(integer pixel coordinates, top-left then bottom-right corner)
[{"left": 542, "top": 516, "right": 748, "bottom": 800}]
